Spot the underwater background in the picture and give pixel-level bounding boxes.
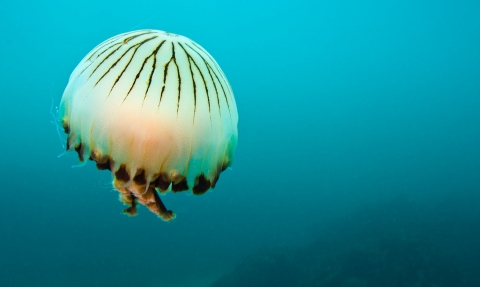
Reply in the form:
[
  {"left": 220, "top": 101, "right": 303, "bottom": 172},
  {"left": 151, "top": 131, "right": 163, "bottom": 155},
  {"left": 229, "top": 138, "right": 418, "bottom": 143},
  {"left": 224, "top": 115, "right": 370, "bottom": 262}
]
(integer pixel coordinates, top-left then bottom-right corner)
[{"left": 1, "top": 0, "right": 479, "bottom": 286}]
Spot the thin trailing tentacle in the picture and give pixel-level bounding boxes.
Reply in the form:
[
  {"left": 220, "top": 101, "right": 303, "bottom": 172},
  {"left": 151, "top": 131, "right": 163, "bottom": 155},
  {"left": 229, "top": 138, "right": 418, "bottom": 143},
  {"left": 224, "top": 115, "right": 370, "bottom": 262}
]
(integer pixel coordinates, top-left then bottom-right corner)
[{"left": 50, "top": 98, "right": 66, "bottom": 149}]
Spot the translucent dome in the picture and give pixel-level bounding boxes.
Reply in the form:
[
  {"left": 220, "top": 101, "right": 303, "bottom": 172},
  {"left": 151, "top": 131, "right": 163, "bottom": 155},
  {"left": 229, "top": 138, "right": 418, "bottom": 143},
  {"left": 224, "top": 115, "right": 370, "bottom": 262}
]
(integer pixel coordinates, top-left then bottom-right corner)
[{"left": 60, "top": 30, "right": 238, "bottom": 221}]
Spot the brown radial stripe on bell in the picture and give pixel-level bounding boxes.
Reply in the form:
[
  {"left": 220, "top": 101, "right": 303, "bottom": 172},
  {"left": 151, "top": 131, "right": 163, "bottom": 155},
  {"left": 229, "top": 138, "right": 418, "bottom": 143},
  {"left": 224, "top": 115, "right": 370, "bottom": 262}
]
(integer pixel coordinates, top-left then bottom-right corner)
[
  {"left": 90, "top": 150, "right": 112, "bottom": 170},
  {"left": 74, "top": 143, "right": 84, "bottom": 162},
  {"left": 89, "top": 150, "right": 99, "bottom": 161},
  {"left": 154, "top": 173, "right": 171, "bottom": 192},
  {"left": 192, "top": 174, "right": 211, "bottom": 195},
  {"left": 62, "top": 122, "right": 70, "bottom": 134},
  {"left": 95, "top": 157, "right": 111, "bottom": 171},
  {"left": 172, "top": 177, "right": 189, "bottom": 192},
  {"left": 115, "top": 164, "right": 130, "bottom": 182},
  {"left": 133, "top": 169, "right": 147, "bottom": 185},
  {"left": 211, "top": 162, "right": 226, "bottom": 188},
  {"left": 221, "top": 162, "right": 229, "bottom": 172}
]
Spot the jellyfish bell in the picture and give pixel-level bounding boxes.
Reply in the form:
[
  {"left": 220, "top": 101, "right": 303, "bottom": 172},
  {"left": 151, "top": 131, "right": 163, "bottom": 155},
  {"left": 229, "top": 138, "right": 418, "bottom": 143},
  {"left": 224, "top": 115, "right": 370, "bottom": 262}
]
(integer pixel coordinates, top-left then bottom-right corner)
[{"left": 59, "top": 30, "right": 238, "bottom": 221}]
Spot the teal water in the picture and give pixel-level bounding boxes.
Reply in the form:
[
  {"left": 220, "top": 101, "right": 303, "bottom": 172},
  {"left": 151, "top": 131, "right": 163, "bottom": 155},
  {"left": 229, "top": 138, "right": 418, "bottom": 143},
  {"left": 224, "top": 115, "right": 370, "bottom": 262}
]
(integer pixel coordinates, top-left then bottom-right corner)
[{"left": 1, "top": 1, "right": 479, "bottom": 286}]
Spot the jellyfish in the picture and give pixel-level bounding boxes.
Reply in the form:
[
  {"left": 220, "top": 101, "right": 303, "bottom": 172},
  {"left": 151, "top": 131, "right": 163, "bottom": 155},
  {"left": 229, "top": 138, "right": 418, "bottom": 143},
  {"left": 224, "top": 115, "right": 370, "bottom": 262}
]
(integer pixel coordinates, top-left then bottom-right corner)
[{"left": 59, "top": 30, "right": 238, "bottom": 221}]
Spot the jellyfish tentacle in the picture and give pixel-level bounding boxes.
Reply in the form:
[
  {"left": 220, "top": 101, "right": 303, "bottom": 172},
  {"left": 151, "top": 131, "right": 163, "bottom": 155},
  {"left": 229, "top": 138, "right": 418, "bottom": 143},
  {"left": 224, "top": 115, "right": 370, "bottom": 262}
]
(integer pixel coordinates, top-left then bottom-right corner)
[
  {"left": 131, "top": 184, "right": 175, "bottom": 221},
  {"left": 118, "top": 181, "right": 175, "bottom": 221},
  {"left": 57, "top": 151, "right": 69, "bottom": 158},
  {"left": 117, "top": 187, "right": 135, "bottom": 215},
  {"left": 121, "top": 191, "right": 137, "bottom": 216},
  {"left": 71, "top": 161, "right": 88, "bottom": 168},
  {"left": 151, "top": 188, "right": 176, "bottom": 221},
  {"left": 50, "top": 98, "right": 66, "bottom": 149}
]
